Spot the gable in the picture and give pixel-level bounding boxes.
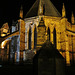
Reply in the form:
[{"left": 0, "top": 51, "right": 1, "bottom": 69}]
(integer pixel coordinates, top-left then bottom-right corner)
[{"left": 25, "top": 0, "right": 61, "bottom": 18}]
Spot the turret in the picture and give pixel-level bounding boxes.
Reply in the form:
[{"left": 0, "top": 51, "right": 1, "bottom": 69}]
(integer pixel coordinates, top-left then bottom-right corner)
[
  {"left": 38, "top": 0, "right": 43, "bottom": 15},
  {"left": 62, "top": 3, "right": 66, "bottom": 17},
  {"left": 71, "top": 12, "right": 75, "bottom": 24},
  {"left": 20, "top": 5, "right": 23, "bottom": 19}
]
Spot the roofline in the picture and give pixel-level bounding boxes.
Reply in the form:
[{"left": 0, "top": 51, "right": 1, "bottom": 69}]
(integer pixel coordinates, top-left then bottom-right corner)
[{"left": 24, "top": 15, "right": 62, "bottom": 21}]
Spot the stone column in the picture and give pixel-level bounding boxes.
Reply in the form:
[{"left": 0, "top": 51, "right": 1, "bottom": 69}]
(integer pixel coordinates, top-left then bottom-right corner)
[
  {"left": 18, "top": 19, "right": 25, "bottom": 62},
  {"left": 0, "top": 44, "right": 1, "bottom": 60},
  {"left": 1, "top": 49, "right": 4, "bottom": 62},
  {"left": 0, "top": 44, "right": 2, "bottom": 63},
  {"left": 16, "top": 36, "right": 20, "bottom": 63},
  {"left": 20, "top": 51, "right": 23, "bottom": 62},
  {"left": 65, "top": 35, "right": 70, "bottom": 66},
  {"left": 7, "top": 42, "right": 9, "bottom": 61},
  {"left": 31, "top": 25, "right": 33, "bottom": 50},
  {"left": 73, "top": 35, "right": 75, "bottom": 63},
  {"left": 32, "top": 29, "right": 34, "bottom": 50},
  {"left": 27, "top": 30, "right": 29, "bottom": 49},
  {"left": 23, "top": 50, "right": 26, "bottom": 61},
  {"left": 57, "top": 32, "right": 61, "bottom": 50},
  {"left": 51, "top": 31, "right": 54, "bottom": 44}
]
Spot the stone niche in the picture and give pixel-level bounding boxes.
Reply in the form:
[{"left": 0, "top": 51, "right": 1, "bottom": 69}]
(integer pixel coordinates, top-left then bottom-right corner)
[{"left": 33, "top": 40, "right": 65, "bottom": 75}]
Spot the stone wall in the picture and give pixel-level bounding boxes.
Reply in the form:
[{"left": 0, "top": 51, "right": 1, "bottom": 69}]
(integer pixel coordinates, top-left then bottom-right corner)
[{"left": 25, "top": 16, "right": 75, "bottom": 65}]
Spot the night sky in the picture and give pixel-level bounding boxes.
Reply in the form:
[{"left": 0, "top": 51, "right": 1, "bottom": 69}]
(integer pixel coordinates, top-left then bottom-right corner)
[{"left": 0, "top": 0, "right": 75, "bottom": 27}]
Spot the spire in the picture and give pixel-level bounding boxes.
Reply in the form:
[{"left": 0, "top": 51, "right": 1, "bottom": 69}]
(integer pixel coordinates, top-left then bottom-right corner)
[
  {"left": 62, "top": 3, "right": 66, "bottom": 17},
  {"left": 20, "top": 5, "right": 23, "bottom": 19},
  {"left": 71, "top": 12, "right": 75, "bottom": 24},
  {"left": 38, "top": 0, "right": 43, "bottom": 15}
]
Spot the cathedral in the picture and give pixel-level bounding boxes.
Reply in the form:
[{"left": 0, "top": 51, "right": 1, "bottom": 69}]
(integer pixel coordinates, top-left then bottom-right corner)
[{"left": 0, "top": 0, "right": 75, "bottom": 66}]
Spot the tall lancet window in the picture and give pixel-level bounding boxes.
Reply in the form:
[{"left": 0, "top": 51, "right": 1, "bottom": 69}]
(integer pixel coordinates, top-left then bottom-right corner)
[
  {"left": 28, "top": 27, "right": 31, "bottom": 49},
  {"left": 47, "top": 27, "right": 50, "bottom": 41},
  {"left": 34, "top": 26, "right": 37, "bottom": 49},
  {"left": 43, "top": 4, "right": 45, "bottom": 15},
  {"left": 53, "top": 28, "right": 56, "bottom": 48}
]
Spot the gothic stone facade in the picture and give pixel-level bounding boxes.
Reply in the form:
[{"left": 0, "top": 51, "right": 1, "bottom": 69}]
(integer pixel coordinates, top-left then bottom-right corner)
[{"left": 0, "top": 0, "right": 75, "bottom": 66}]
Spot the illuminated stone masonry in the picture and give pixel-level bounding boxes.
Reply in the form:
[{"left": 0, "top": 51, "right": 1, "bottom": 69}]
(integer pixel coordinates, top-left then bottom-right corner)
[{"left": 0, "top": 0, "right": 75, "bottom": 66}]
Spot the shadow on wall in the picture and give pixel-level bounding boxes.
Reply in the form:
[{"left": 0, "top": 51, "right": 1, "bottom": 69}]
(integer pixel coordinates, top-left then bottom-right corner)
[{"left": 33, "top": 40, "right": 66, "bottom": 75}]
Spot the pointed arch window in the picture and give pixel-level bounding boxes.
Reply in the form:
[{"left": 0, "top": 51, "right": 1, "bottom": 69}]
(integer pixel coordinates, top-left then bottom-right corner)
[
  {"left": 43, "top": 4, "right": 45, "bottom": 15},
  {"left": 34, "top": 27, "right": 37, "bottom": 49},
  {"left": 28, "top": 27, "right": 31, "bottom": 49},
  {"left": 53, "top": 28, "right": 56, "bottom": 48},
  {"left": 47, "top": 27, "right": 50, "bottom": 41}
]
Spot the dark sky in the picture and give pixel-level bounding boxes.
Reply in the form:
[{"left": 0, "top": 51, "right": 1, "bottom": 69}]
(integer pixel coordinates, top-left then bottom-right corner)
[{"left": 0, "top": 0, "right": 75, "bottom": 27}]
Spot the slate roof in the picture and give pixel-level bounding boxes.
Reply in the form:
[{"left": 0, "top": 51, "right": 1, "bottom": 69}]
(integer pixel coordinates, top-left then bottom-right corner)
[{"left": 25, "top": 0, "right": 61, "bottom": 18}]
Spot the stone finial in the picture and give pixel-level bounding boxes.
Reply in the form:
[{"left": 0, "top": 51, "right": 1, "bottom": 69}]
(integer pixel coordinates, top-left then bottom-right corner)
[
  {"left": 20, "top": 5, "right": 23, "bottom": 19},
  {"left": 62, "top": 3, "right": 66, "bottom": 17},
  {"left": 71, "top": 12, "right": 75, "bottom": 24}
]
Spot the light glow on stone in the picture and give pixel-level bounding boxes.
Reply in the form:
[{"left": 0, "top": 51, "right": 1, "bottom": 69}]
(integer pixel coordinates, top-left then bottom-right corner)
[{"left": 1, "top": 41, "right": 5, "bottom": 49}]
